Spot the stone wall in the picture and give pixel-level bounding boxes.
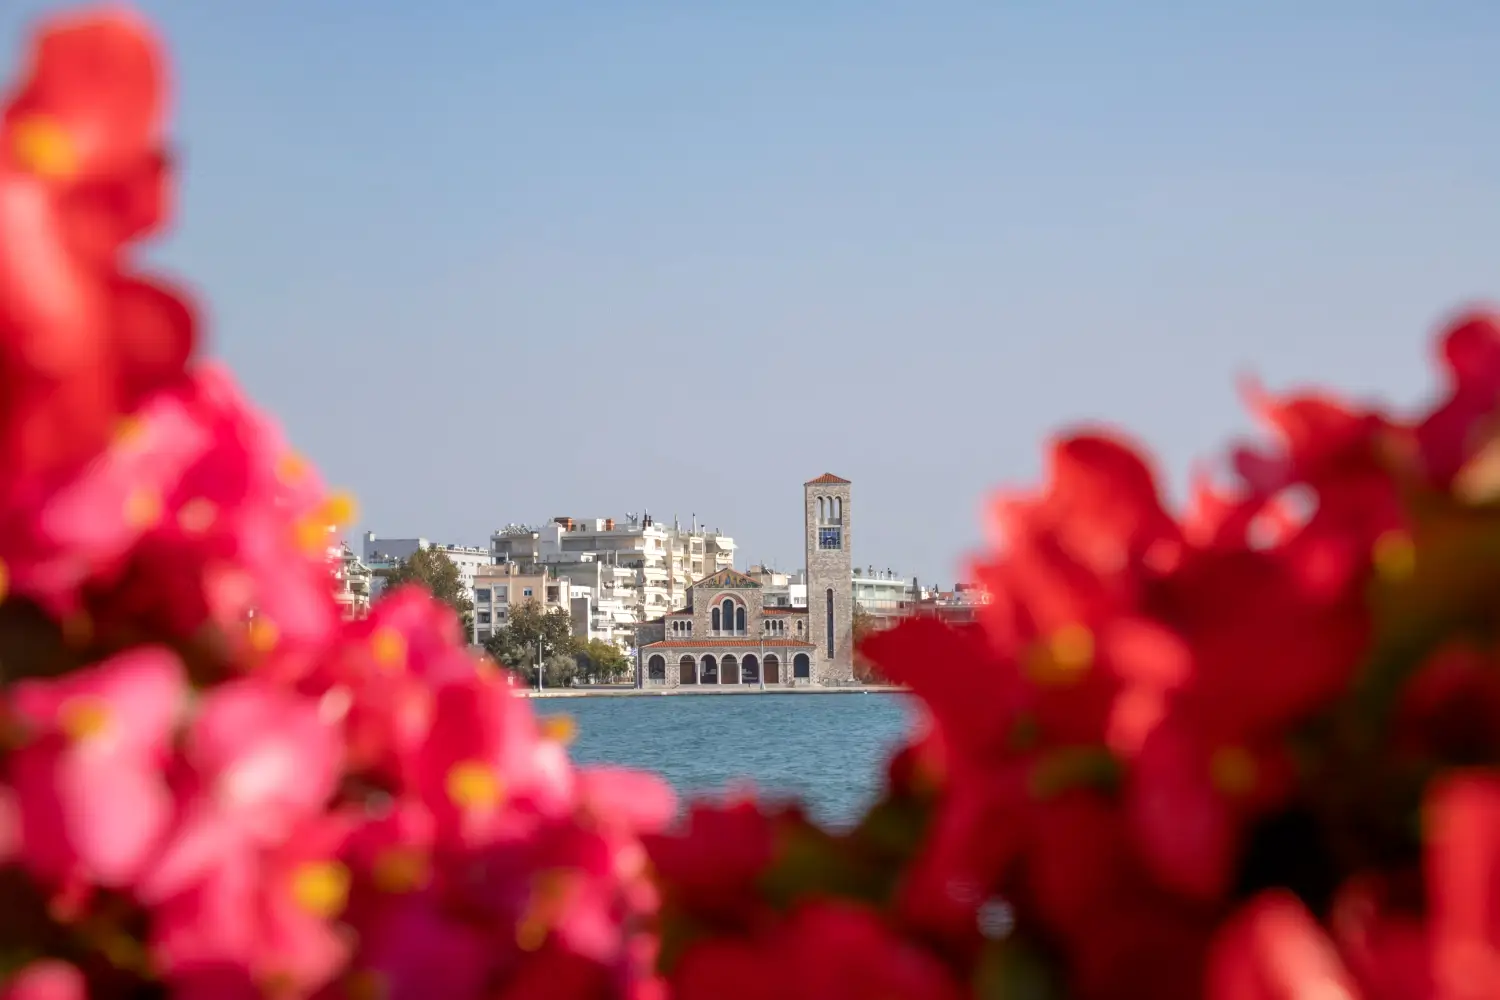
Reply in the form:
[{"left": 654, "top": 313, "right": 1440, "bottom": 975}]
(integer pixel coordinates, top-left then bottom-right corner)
[
  {"left": 639, "top": 643, "right": 814, "bottom": 688},
  {"left": 804, "top": 478, "right": 855, "bottom": 685}
]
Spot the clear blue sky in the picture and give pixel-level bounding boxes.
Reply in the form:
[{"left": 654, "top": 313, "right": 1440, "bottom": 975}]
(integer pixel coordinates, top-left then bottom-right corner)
[{"left": 4, "top": 1, "right": 1496, "bottom": 584}]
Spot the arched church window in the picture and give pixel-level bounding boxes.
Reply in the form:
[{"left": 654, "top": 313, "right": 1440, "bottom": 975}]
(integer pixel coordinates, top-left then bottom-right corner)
[{"left": 826, "top": 588, "right": 835, "bottom": 656}]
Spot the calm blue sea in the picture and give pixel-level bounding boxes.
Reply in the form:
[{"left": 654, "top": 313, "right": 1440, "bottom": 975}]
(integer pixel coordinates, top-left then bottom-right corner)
[{"left": 535, "top": 693, "right": 915, "bottom": 827}]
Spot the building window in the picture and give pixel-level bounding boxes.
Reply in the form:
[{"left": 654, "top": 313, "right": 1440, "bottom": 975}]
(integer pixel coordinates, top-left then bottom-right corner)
[
  {"left": 477, "top": 628, "right": 491, "bottom": 641},
  {"left": 826, "top": 588, "right": 835, "bottom": 656},
  {"left": 721, "top": 598, "right": 735, "bottom": 633},
  {"left": 475, "top": 588, "right": 491, "bottom": 603},
  {"left": 496, "top": 587, "right": 508, "bottom": 604},
  {"left": 478, "top": 611, "right": 491, "bottom": 624},
  {"left": 712, "top": 607, "right": 721, "bottom": 631},
  {"left": 523, "top": 588, "right": 533, "bottom": 598},
  {"left": 546, "top": 586, "right": 559, "bottom": 602},
  {"left": 735, "top": 605, "right": 746, "bottom": 633},
  {"left": 819, "top": 527, "right": 842, "bottom": 550}
]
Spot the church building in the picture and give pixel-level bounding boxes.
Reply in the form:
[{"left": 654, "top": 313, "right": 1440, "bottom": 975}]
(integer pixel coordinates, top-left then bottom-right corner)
[{"left": 634, "top": 474, "right": 856, "bottom": 688}]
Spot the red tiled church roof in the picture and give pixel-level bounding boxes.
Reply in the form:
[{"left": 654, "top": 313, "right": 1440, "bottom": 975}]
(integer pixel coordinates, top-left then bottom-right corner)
[
  {"left": 762, "top": 607, "right": 801, "bottom": 614},
  {"left": 641, "top": 639, "right": 815, "bottom": 649},
  {"left": 805, "top": 472, "right": 851, "bottom": 485}
]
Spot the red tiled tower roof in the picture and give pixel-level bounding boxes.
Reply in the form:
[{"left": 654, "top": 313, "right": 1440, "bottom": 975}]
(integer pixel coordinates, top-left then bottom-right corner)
[{"left": 804, "top": 472, "right": 851, "bottom": 485}]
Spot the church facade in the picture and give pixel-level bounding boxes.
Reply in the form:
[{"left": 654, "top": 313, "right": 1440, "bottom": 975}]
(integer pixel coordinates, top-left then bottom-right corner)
[{"left": 634, "top": 474, "right": 856, "bottom": 688}]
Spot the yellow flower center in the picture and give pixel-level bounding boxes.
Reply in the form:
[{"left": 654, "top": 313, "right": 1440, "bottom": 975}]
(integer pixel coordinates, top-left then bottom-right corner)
[
  {"left": 515, "top": 869, "right": 577, "bottom": 952},
  {"left": 261, "top": 972, "right": 298, "bottom": 999},
  {"left": 1210, "top": 746, "right": 1258, "bottom": 798},
  {"left": 276, "top": 451, "right": 310, "bottom": 485},
  {"left": 294, "top": 517, "right": 331, "bottom": 555},
  {"left": 124, "top": 488, "right": 163, "bottom": 531},
  {"left": 11, "top": 115, "right": 77, "bottom": 179},
  {"left": 515, "top": 914, "right": 549, "bottom": 952},
  {"left": 247, "top": 616, "right": 279, "bottom": 654},
  {"left": 59, "top": 696, "right": 110, "bottom": 742},
  {"left": 290, "top": 861, "right": 351, "bottom": 918},
  {"left": 112, "top": 416, "right": 148, "bottom": 451},
  {"left": 541, "top": 714, "right": 578, "bottom": 746},
  {"left": 1026, "top": 624, "right": 1095, "bottom": 685},
  {"left": 322, "top": 492, "right": 358, "bottom": 527},
  {"left": 1373, "top": 530, "right": 1416, "bottom": 582},
  {"left": 370, "top": 627, "right": 407, "bottom": 672},
  {"left": 176, "top": 497, "right": 217, "bottom": 535},
  {"left": 371, "top": 847, "right": 429, "bottom": 894},
  {"left": 445, "top": 760, "right": 503, "bottom": 811}
]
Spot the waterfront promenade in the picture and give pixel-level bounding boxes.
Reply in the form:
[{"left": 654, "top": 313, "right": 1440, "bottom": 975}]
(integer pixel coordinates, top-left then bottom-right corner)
[{"left": 521, "top": 684, "right": 905, "bottom": 699}]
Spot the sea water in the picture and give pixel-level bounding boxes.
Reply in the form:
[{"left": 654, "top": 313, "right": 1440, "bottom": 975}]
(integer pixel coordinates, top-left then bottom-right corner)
[{"left": 535, "top": 693, "right": 914, "bottom": 827}]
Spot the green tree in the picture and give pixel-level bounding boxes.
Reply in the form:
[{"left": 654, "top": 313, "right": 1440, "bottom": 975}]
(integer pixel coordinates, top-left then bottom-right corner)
[
  {"left": 504, "top": 599, "right": 576, "bottom": 654},
  {"left": 482, "top": 627, "right": 530, "bottom": 674},
  {"left": 851, "top": 602, "right": 884, "bottom": 683},
  {"left": 378, "top": 548, "right": 474, "bottom": 637},
  {"left": 543, "top": 652, "right": 578, "bottom": 688},
  {"left": 483, "top": 599, "right": 577, "bottom": 683},
  {"left": 574, "top": 638, "right": 631, "bottom": 684}
]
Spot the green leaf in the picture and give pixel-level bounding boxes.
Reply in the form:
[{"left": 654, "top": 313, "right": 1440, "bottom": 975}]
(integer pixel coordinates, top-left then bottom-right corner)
[{"left": 972, "top": 938, "right": 1061, "bottom": 1000}]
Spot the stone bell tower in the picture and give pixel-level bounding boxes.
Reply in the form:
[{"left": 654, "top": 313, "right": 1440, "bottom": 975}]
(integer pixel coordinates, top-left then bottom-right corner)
[{"left": 804, "top": 473, "right": 854, "bottom": 685}]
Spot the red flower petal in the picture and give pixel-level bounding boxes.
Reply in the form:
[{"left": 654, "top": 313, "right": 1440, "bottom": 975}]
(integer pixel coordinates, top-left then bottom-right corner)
[{"left": 1205, "top": 892, "right": 1362, "bottom": 1000}]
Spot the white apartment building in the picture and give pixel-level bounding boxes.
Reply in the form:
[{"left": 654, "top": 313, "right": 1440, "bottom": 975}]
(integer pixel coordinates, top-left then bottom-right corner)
[
  {"left": 852, "top": 566, "right": 919, "bottom": 621},
  {"left": 333, "top": 541, "right": 374, "bottom": 620},
  {"left": 749, "top": 564, "right": 917, "bottom": 621},
  {"left": 746, "top": 565, "right": 808, "bottom": 609},
  {"left": 489, "top": 512, "right": 735, "bottom": 624},
  {"left": 362, "top": 532, "right": 494, "bottom": 596},
  {"left": 538, "top": 557, "right": 638, "bottom": 648}
]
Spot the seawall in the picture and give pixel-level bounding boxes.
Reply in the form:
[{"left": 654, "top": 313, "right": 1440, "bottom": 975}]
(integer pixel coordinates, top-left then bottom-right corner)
[{"left": 519, "top": 685, "right": 906, "bottom": 699}]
